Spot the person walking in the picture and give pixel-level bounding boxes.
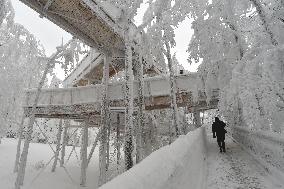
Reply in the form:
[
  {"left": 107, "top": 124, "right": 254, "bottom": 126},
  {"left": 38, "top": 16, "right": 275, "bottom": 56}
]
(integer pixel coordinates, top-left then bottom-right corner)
[{"left": 212, "top": 117, "right": 227, "bottom": 152}]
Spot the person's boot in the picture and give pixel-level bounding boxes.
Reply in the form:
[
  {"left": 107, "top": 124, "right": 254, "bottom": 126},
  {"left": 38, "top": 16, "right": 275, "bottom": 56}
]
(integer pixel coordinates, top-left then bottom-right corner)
[
  {"left": 220, "top": 148, "right": 222, "bottom": 153},
  {"left": 223, "top": 148, "right": 226, "bottom": 153}
]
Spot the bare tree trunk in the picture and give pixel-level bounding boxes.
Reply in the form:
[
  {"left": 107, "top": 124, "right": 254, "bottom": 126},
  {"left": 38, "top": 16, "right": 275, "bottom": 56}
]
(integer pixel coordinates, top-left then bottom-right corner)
[
  {"left": 165, "top": 40, "right": 179, "bottom": 139},
  {"left": 99, "top": 55, "right": 110, "bottom": 186},
  {"left": 51, "top": 119, "right": 63, "bottom": 172},
  {"left": 124, "top": 39, "right": 134, "bottom": 170},
  {"left": 60, "top": 120, "right": 69, "bottom": 167},
  {"left": 250, "top": 0, "right": 278, "bottom": 46},
  {"left": 135, "top": 52, "right": 145, "bottom": 163},
  {"left": 80, "top": 121, "right": 88, "bottom": 186}
]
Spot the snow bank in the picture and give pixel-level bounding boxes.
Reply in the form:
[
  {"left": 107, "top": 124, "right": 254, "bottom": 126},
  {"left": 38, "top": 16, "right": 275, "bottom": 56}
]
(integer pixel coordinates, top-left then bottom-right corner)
[
  {"left": 99, "top": 127, "right": 207, "bottom": 189},
  {"left": 231, "top": 126, "right": 284, "bottom": 181}
]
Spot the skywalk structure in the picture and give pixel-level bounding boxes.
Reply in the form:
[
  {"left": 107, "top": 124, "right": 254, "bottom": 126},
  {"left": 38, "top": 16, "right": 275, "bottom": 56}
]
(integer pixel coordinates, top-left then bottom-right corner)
[{"left": 14, "top": 0, "right": 219, "bottom": 188}]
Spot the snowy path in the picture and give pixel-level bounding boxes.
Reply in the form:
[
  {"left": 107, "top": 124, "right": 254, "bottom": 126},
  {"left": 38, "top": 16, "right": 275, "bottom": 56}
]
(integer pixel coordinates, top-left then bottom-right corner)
[{"left": 206, "top": 134, "right": 284, "bottom": 189}]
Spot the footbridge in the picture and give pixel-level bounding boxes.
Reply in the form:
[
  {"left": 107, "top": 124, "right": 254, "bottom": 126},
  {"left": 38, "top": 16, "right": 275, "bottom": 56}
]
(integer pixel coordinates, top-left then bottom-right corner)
[
  {"left": 24, "top": 73, "right": 219, "bottom": 120},
  {"left": 62, "top": 48, "right": 161, "bottom": 87},
  {"left": 19, "top": 0, "right": 130, "bottom": 55}
]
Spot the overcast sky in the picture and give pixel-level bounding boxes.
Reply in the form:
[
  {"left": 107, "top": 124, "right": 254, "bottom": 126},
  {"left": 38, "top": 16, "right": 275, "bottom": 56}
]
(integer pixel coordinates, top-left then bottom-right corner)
[{"left": 11, "top": 0, "right": 199, "bottom": 80}]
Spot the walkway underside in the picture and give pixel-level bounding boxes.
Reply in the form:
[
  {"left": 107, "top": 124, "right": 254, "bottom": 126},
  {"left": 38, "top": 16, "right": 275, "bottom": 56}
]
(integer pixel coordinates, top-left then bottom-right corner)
[
  {"left": 24, "top": 94, "right": 218, "bottom": 120},
  {"left": 19, "top": 0, "right": 128, "bottom": 54},
  {"left": 23, "top": 74, "right": 219, "bottom": 120}
]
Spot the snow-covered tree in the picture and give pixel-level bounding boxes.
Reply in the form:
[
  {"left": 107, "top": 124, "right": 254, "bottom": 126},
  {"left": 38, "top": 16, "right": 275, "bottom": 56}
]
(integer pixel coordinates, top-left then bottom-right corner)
[
  {"left": 186, "top": 0, "right": 284, "bottom": 132},
  {"left": 0, "top": 2, "right": 46, "bottom": 141},
  {"left": 0, "top": 0, "right": 14, "bottom": 27},
  {"left": 143, "top": 0, "right": 184, "bottom": 139}
]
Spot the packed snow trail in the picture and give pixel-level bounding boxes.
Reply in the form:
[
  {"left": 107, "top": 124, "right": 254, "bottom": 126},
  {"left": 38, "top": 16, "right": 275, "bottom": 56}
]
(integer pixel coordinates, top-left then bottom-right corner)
[{"left": 206, "top": 134, "right": 284, "bottom": 189}]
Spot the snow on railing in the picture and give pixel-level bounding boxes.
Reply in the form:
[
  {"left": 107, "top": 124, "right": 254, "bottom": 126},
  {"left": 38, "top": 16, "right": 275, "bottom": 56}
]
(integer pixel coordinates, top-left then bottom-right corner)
[
  {"left": 99, "top": 126, "right": 207, "bottom": 189},
  {"left": 25, "top": 74, "right": 217, "bottom": 107},
  {"left": 231, "top": 126, "right": 284, "bottom": 181}
]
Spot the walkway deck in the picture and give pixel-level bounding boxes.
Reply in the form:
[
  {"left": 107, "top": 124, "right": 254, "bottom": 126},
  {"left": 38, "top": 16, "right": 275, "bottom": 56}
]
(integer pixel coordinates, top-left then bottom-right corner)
[
  {"left": 206, "top": 133, "right": 284, "bottom": 189},
  {"left": 24, "top": 74, "right": 219, "bottom": 119}
]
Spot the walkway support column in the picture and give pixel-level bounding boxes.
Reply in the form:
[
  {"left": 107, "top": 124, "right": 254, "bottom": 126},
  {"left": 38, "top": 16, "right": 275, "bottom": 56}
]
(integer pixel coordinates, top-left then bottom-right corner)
[
  {"left": 116, "top": 113, "right": 121, "bottom": 172},
  {"left": 193, "top": 110, "right": 201, "bottom": 128},
  {"left": 99, "top": 54, "right": 110, "bottom": 186},
  {"left": 124, "top": 37, "right": 134, "bottom": 170},
  {"left": 51, "top": 119, "right": 63, "bottom": 172},
  {"left": 13, "top": 115, "right": 26, "bottom": 173},
  {"left": 60, "top": 120, "right": 69, "bottom": 167},
  {"left": 80, "top": 121, "right": 88, "bottom": 186}
]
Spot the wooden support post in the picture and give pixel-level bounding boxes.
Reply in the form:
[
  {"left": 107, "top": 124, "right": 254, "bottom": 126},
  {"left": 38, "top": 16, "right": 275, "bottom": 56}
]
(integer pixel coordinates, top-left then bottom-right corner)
[
  {"left": 51, "top": 119, "right": 63, "bottom": 172},
  {"left": 80, "top": 121, "right": 88, "bottom": 186},
  {"left": 13, "top": 115, "right": 26, "bottom": 173},
  {"left": 60, "top": 120, "right": 69, "bottom": 167},
  {"left": 99, "top": 55, "right": 110, "bottom": 186}
]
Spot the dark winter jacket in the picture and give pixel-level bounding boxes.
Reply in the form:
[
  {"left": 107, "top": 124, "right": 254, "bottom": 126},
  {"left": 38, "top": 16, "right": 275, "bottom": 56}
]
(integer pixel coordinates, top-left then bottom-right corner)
[{"left": 212, "top": 118, "right": 227, "bottom": 141}]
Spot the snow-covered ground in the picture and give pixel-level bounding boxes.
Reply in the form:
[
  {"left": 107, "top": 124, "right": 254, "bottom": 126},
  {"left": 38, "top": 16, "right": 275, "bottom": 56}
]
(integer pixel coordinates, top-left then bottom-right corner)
[
  {"left": 1, "top": 128, "right": 283, "bottom": 189},
  {"left": 0, "top": 138, "right": 100, "bottom": 189},
  {"left": 206, "top": 134, "right": 284, "bottom": 189}
]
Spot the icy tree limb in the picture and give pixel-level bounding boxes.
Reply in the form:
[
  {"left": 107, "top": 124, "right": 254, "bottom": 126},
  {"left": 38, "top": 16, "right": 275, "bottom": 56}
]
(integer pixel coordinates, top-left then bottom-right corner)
[
  {"left": 250, "top": 0, "right": 278, "bottom": 46},
  {"left": 165, "top": 40, "right": 179, "bottom": 140},
  {"left": 51, "top": 119, "right": 63, "bottom": 172},
  {"left": 225, "top": 0, "right": 244, "bottom": 59}
]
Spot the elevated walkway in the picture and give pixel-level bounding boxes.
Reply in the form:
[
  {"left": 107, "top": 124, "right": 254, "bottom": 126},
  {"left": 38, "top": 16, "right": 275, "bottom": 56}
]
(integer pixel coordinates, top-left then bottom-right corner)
[
  {"left": 19, "top": 0, "right": 139, "bottom": 55},
  {"left": 24, "top": 74, "right": 219, "bottom": 120},
  {"left": 63, "top": 49, "right": 161, "bottom": 87}
]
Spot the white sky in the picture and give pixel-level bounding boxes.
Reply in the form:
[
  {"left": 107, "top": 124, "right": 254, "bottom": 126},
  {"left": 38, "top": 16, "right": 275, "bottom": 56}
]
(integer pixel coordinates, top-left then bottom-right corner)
[{"left": 11, "top": 0, "right": 200, "bottom": 80}]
